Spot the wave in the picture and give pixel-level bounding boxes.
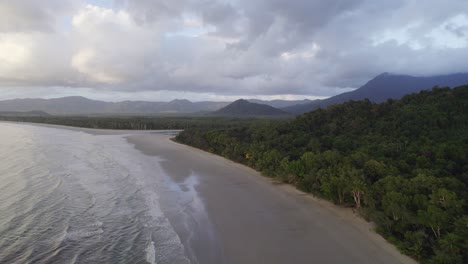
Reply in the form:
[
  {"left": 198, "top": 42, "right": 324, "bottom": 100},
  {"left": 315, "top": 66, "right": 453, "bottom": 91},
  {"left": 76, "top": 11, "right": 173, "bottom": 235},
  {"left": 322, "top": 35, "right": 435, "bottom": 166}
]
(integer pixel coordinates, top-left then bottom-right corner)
[
  {"left": 64, "top": 228, "right": 104, "bottom": 241},
  {"left": 0, "top": 123, "right": 191, "bottom": 263},
  {"left": 145, "top": 240, "right": 157, "bottom": 264}
]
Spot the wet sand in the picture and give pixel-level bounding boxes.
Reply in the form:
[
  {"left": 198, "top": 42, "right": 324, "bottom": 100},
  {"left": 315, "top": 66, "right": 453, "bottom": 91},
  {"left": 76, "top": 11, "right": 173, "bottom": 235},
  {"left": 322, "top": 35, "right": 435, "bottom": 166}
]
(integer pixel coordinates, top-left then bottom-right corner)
[{"left": 127, "top": 133, "right": 416, "bottom": 264}]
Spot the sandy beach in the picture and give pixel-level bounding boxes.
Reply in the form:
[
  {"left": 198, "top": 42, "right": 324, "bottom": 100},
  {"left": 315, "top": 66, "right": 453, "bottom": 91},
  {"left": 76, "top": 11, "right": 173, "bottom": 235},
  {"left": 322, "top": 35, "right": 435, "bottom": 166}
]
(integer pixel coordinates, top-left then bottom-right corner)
[{"left": 126, "top": 133, "right": 416, "bottom": 264}]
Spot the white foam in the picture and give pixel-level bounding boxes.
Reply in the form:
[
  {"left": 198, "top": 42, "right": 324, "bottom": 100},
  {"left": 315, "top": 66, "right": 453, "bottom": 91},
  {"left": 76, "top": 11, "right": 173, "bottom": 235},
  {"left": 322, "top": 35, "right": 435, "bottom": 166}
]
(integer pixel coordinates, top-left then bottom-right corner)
[
  {"left": 89, "top": 220, "right": 103, "bottom": 228},
  {"left": 145, "top": 241, "right": 157, "bottom": 264}
]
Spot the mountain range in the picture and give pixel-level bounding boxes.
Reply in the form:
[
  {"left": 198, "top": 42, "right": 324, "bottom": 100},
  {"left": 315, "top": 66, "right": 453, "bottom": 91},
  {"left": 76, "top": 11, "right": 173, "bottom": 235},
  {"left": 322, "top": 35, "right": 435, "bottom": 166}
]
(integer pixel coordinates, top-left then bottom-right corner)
[
  {"left": 284, "top": 72, "right": 468, "bottom": 114},
  {"left": 1, "top": 72, "right": 467, "bottom": 116},
  {"left": 0, "top": 96, "right": 309, "bottom": 115},
  {"left": 0, "top": 97, "right": 230, "bottom": 115}
]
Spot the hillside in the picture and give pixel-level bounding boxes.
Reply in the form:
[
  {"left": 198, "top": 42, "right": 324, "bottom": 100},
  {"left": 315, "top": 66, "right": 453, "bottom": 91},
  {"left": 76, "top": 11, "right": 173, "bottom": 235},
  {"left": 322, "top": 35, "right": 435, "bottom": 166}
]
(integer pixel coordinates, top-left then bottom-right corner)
[
  {"left": 214, "top": 99, "right": 290, "bottom": 116},
  {"left": 177, "top": 86, "right": 468, "bottom": 263},
  {"left": 284, "top": 72, "right": 468, "bottom": 114}
]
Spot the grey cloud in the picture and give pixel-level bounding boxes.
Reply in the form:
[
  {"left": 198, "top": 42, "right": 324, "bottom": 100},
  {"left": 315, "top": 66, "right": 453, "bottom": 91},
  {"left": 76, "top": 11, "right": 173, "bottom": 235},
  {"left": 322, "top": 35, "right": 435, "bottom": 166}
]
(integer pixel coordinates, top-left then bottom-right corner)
[
  {"left": 198, "top": 1, "right": 238, "bottom": 25},
  {"left": 0, "top": 0, "right": 77, "bottom": 32},
  {"left": 115, "top": 0, "right": 188, "bottom": 25},
  {"left": 0, "top": 0, "right": 468, "bottom": 99},
  {"left": 197, "top": 1, "right": 241, "bottom": 38},
  {"left": 445, "top": 23, "right": 468, "bottom": 37}
]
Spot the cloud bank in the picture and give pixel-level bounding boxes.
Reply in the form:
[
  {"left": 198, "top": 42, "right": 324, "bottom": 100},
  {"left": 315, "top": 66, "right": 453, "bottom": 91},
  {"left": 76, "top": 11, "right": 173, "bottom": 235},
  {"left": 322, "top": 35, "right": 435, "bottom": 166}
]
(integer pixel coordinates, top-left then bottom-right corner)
[{"left": 0, "top": 0, "right": 467, "bottom": 100}]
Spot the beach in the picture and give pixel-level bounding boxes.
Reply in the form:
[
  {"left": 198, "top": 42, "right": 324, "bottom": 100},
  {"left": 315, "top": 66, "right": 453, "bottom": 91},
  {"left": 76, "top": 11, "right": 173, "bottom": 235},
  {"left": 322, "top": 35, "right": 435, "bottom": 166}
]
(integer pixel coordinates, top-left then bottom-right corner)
[{"left": 126, "top": 132, "right": 416, "bottom": 264}]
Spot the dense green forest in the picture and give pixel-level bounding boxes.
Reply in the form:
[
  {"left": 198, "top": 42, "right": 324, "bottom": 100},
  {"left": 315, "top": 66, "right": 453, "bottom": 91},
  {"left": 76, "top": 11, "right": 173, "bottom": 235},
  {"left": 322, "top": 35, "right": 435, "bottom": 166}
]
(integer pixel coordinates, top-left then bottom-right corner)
[
  {"left": 176, "top": 86, "right": 468, "bottom": 263},
  {"left": 0, "top": 115, "right": 284, "bottom": 130}
]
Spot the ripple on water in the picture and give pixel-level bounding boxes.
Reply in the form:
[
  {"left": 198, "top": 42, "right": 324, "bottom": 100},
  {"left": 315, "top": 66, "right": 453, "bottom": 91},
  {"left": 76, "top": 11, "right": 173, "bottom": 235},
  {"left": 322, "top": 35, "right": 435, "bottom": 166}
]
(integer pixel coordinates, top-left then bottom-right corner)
[{"left": 0, "top": 123, "right": 191, "bottom": 264}]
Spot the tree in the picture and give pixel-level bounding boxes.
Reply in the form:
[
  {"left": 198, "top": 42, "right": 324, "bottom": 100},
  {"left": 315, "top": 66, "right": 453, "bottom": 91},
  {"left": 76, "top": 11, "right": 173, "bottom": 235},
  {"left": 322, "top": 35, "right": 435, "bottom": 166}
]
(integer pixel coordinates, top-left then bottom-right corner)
[
  {"left": 350, "top": 173, "right": 367, "bottom": 209},
  {"left": 382, "top": 191, "right": 409, "bottom": 222},
  {"left": 419, "top": 188, "right": 464, "bottom": 239},
  {"left": 402, "top": 230, "right": 427, "bottom": 261},
  {"left": 363, "top": 159, "right": 387, "bottom": 183},
  {"left": 418, "top": 205, "right": 448, "bottom": 239}
]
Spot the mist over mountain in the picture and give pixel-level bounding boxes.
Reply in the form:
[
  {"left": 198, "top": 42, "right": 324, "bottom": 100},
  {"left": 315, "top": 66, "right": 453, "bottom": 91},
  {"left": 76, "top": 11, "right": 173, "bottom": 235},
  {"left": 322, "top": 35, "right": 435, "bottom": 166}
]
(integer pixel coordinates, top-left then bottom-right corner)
[{"left": 284, "top": 73, "right": 468, "bottom": 114}]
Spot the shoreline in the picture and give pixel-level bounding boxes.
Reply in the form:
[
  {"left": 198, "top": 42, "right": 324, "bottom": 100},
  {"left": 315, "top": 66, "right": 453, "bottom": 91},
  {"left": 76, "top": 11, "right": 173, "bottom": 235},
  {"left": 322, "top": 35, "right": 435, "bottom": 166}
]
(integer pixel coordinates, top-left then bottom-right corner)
[
  {"left": 0, "top": 120, "right": 182, "bottom": 136},
  {"left": 168, "top": 138, "right": 414, "bottom": 263},
  {"left": 128, "top": 133, "right": 417, "bottom": 264},
  {"left": 4, "top": 121, "right": 416, "bottom": 263}
]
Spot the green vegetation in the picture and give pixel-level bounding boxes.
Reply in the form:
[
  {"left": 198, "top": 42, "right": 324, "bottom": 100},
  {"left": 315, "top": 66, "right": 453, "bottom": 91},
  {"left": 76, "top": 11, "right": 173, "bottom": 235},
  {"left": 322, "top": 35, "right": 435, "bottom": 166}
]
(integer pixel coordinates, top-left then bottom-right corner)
[
  {"left": 0, "top": 115, "right": 284, "bottom": 130},
  {"left": 176, "top": 86, "right": 468, "bottom": 263}
]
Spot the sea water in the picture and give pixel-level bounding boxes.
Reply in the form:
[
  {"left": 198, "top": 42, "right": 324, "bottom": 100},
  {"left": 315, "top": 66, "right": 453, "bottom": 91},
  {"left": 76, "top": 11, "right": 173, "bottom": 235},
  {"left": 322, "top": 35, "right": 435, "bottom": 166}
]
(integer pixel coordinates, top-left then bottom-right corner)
[{"left": 0, "top": 123, "right": 190, "bottom": 264}]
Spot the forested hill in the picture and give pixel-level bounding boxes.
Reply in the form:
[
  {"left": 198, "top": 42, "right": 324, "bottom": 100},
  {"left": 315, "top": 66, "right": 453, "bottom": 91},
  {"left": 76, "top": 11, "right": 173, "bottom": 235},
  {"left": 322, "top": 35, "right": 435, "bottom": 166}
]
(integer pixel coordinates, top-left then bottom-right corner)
[
  {"left": 176, "top": 86, "right": 468, "bottom": 263},
  {"left": 284, "top": 72, "right": 468, "bottom": 114},
  {"left": 214, "top": 99, "right": 290, "bottom": 116}
]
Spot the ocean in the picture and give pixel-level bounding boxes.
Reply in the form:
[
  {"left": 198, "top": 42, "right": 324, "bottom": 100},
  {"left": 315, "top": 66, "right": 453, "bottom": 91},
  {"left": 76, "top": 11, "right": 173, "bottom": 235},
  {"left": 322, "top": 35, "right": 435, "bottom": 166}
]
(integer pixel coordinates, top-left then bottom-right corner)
[{"left": 0, "top": 123, "right": 190, "bottom": 264}]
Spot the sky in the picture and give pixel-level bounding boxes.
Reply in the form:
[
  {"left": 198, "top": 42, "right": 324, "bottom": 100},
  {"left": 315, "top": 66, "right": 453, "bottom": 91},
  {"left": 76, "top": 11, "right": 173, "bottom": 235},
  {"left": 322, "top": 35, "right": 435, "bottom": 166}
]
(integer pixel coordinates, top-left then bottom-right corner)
[{"left": 0, "top": 0, "right": 467, "bottom": 102}]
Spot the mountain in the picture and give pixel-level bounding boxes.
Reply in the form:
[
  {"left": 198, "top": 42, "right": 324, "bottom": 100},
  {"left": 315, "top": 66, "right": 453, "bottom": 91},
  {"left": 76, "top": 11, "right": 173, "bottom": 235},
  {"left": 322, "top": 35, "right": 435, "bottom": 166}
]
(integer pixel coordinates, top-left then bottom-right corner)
[
  {"left": 4, "top": 72, "right": 467, "bottom": 115},
  {"left": 0, "top": 96, "right": 121, "bottom": 114},
  {"left": 0, "top": 96, "right": 312, "bottom": 115},
  {"left": 247, "top": 99, "right": 313, "bottom": 108},
  {"left": 214, "top": 99, "right": 290, "bottom": 116},
  {"left": 284, "top": 72, "right": 468, "bottom": 114},
  {"left": 0, "top": 96, "right": 230, "bottom": 115}
]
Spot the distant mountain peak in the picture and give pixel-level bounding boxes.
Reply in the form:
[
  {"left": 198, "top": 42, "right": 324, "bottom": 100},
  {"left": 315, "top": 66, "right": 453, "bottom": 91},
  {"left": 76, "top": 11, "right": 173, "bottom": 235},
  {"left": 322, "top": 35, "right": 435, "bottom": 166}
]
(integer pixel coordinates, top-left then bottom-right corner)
[
  {"left": 215, "top": 99, "right": 289, "bottom": 116},
  {"left": 377, "top": 72, "right": 391, "bottom": 77},
  {"left": 233, "top": 99, "right": 249, "bottom": 104}
]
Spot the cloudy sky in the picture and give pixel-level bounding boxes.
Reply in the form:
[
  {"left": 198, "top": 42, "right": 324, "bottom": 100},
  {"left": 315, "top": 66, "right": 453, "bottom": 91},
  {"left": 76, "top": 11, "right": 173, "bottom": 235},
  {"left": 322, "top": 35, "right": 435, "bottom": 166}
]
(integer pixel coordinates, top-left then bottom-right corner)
[{"left": 0, "top": 0, "right": 467, "bottom": 102}]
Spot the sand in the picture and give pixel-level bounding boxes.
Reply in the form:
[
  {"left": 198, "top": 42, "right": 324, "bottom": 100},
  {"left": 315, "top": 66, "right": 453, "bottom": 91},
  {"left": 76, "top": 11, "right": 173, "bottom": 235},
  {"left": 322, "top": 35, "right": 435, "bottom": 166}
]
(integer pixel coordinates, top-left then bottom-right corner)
[{"left": 127, "top": 133, "right": 417, "bottom": 264}]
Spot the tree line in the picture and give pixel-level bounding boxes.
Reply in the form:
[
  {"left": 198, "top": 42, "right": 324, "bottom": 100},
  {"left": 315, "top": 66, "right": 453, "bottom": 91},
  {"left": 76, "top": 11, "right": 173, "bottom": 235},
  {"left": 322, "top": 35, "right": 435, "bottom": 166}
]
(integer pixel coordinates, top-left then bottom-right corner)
[
  {"left": 176, "top": 86, "right": 468, "bottom": 263},
  {"left": 0, "top": 115, "right": 277, "bottom": 130}
]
